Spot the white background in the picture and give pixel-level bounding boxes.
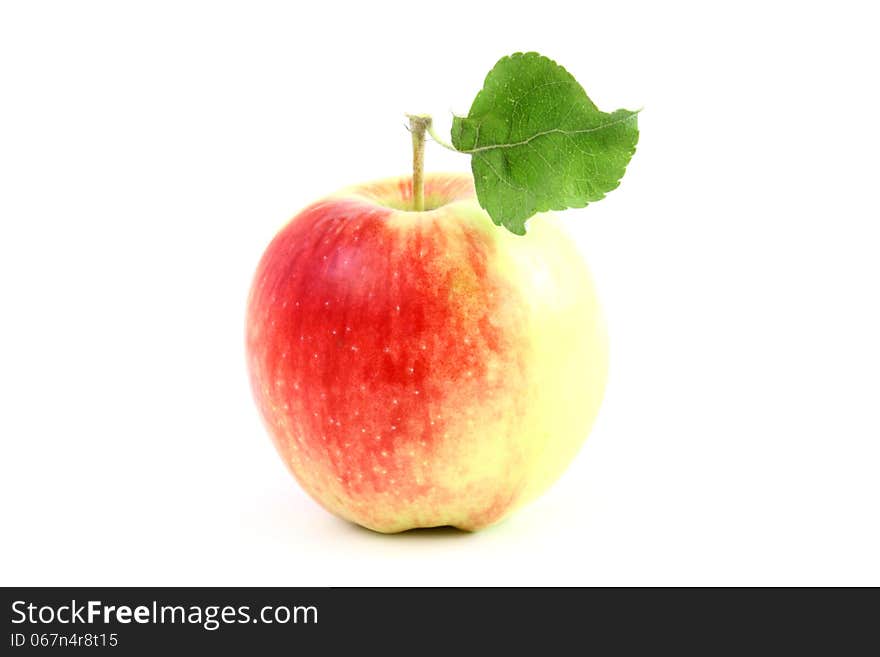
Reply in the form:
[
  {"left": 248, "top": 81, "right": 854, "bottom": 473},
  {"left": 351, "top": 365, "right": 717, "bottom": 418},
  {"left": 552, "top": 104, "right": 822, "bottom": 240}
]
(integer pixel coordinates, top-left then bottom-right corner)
[{"left": 1, "top": 1, "right": 878, "bottom": 586}]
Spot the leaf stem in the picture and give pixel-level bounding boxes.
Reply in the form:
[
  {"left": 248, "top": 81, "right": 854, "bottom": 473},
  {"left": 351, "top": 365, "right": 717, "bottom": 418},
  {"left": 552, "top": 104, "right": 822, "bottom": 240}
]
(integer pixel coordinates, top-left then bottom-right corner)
[
  {"left": 426, "top": 122, "right": 458, "bottom": 151},
  {"left": 406, "top": 114, "right": 431, "bottom": 211}
]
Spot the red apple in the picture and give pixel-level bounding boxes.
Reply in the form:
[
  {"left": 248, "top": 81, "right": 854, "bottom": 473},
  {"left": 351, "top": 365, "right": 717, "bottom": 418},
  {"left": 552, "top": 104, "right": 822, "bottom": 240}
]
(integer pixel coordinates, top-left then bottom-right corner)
[{"left": 246, "top": 173, "right": 607, "bottom": 532}]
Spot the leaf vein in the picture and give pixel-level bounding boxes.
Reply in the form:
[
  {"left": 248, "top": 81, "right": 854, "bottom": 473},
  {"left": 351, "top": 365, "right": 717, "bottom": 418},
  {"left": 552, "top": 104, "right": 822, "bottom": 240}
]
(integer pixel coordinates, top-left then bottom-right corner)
[{"left": 458, "top": 113, "right": 636, "bottom": 154}]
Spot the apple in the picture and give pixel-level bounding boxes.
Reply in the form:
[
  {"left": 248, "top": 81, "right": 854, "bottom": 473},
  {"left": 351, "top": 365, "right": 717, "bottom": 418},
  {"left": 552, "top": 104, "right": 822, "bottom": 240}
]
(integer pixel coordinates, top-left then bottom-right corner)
[{"left": 246, "top": 172, "right": 607, "bottom": 532}]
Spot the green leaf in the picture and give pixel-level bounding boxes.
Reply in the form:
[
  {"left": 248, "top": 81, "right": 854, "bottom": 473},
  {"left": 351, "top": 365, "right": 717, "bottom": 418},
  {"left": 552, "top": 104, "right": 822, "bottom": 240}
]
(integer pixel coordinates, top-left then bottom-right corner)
[{"left": 451, "top": 52, "right": 639, "bottom": 235}]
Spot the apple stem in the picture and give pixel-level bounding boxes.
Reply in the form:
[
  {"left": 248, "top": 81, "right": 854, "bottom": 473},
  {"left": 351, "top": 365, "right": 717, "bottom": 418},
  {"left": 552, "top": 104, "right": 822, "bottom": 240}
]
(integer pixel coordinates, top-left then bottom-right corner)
[{"left": 407, "top": 114, "right": 431, "bottom": 211}]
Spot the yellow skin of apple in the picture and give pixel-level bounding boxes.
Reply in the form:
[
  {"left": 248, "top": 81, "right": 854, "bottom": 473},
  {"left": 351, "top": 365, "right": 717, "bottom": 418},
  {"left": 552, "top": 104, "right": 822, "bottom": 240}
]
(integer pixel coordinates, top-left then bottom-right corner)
[{"left": 246, "top": 174, "right": 607, "bottom": 532}]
